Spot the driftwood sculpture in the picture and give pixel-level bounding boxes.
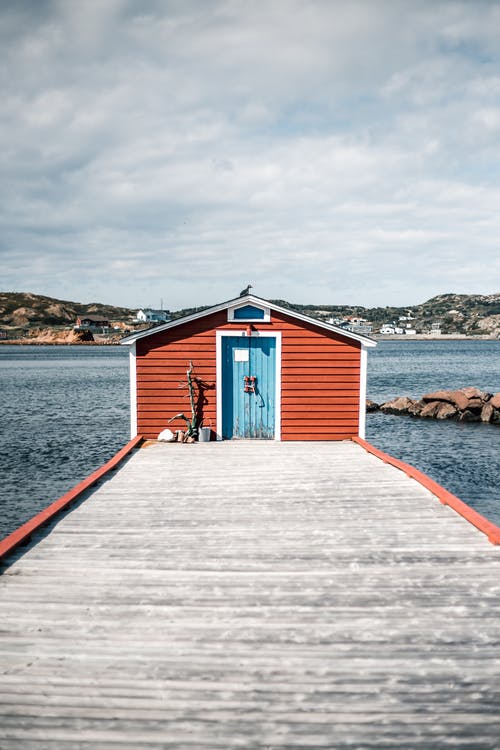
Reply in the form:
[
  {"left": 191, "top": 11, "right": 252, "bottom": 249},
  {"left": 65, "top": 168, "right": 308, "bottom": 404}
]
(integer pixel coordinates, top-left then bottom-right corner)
[{"left": 169, "top": 361, "right": 199, "bottom": 440}]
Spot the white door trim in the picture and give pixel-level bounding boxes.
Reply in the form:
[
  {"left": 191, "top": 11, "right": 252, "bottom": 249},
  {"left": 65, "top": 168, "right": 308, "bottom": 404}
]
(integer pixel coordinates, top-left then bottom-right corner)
[{"left": 216, "top": 330, "right": 282, "bottom": 441}]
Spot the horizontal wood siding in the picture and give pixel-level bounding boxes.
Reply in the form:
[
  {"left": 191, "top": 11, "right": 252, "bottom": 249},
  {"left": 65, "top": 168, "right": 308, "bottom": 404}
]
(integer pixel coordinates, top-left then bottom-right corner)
[
  {"left": 135, "top": 312, "right": 226, "bottom": 439},
  {"left": 274, "top": 311, "right": 360, "bottom": 440},
  {"left": 135, "top": 310, "right": 361, "bottom": 440}
]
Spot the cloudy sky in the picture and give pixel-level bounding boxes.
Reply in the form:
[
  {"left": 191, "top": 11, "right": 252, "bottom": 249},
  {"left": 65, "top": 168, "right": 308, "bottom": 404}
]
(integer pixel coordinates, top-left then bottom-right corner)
[{"left": 2, "top": 0, "right": 500, "bottom": 310}]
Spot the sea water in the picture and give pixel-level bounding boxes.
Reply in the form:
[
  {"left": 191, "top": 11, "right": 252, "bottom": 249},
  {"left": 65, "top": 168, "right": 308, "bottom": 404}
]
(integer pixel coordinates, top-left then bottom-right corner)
[
  {"left": 0, "top": 346, "right": 129, "bottom": 539},
  {"left": 366, "top": 339, "right": 500, "bottom": 527},
  {"left": 0, "top": 340, "right": 499, "bottom": 539}
]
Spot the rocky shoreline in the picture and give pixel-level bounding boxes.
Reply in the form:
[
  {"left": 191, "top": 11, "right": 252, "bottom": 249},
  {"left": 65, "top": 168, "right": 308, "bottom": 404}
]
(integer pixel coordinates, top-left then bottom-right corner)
[
  {"left": 0, "top": 329, "right": 122, "bottom": 345},
  {"left": 368, "top": 387, "right": 500, "bottom": 425}
]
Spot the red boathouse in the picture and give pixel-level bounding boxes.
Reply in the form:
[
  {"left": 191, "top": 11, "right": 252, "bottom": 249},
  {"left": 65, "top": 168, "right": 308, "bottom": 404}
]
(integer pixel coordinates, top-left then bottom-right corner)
[{"left": 121, "top": 294, "right": 376, "bottom": 441}]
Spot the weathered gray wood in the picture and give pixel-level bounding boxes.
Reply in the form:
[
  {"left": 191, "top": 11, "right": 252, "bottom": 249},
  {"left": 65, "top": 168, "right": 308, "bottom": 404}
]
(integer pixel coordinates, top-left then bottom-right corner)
[{"left": 1, "top": 440, "right": 499, "bottom": 749}]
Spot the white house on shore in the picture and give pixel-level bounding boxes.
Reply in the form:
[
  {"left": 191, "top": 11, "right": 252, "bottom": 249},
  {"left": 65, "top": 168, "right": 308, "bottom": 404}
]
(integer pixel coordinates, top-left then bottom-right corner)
[
  {"left": 136, "top": 309, "right": 170, "bottom": 324},
  {"left": 327, "top": 316, "right": 373, "bottom": 335},
  {"left": 380, "top": 323, "right": 416, "bottom": 335},
  {"left": 380, "top": 324, "right": 404, "bottom": 335}
]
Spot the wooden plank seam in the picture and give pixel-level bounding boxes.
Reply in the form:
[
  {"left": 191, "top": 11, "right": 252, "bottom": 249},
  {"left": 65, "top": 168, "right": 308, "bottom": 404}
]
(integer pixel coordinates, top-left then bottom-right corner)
[
  {"left": 353, "top": 436, "right": 500, "bottom": 545},
  {"left": 0, "top": 435, "right": 144, "bottom": 561}
]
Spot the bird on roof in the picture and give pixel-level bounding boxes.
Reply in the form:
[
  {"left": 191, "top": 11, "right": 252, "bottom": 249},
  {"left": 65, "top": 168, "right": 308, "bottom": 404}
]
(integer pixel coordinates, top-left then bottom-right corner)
[{"left": 239, "top": 284, "right": 253, "bottom": 296}]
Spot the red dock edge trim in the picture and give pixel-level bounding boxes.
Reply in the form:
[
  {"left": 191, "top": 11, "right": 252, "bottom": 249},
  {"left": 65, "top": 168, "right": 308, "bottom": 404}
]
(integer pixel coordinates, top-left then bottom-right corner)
[
  {"left": 0, "top": 435, "right": 144, "bottom": 561},
  {"left": 353, "top": 436, "right": 500, "bottom": 546}
]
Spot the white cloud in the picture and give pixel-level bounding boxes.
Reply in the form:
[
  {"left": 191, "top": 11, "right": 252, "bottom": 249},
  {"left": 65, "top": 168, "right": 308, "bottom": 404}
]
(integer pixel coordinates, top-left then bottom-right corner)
[{"left": 1, "top": 0, "right": 500, "bottom": 309}]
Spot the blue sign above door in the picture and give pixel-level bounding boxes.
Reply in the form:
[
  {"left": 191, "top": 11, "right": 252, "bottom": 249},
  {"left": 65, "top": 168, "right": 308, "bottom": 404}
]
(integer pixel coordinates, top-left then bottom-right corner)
[{"left": 221, "top": 335, "right": 276, "bottom": 439}]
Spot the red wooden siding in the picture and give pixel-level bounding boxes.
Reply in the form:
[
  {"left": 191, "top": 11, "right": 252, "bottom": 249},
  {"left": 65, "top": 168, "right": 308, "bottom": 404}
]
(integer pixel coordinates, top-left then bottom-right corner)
[
  {"left": 274, "top": 310, "right": 361, "bottom": 440},
  {"left": 136, "top": 311, "right": 223, "bottom": 438},
  {"left": 135, "top": 309, "right": 361, "bottom": 440}
]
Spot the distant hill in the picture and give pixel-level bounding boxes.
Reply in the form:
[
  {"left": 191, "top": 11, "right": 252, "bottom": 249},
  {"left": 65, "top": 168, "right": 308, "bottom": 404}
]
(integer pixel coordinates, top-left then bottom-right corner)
[
  {"left": 273, "top": 292, "right": 500, "bottom": 336},
  {"left": 172, "top": 293, "right": 500, "bottom": 336},
  {"left": 1, "top": 291, "right": 499, "bottom": 336},
  {"left": 0, "top": 292, "right": 136, "bottom": 329}
]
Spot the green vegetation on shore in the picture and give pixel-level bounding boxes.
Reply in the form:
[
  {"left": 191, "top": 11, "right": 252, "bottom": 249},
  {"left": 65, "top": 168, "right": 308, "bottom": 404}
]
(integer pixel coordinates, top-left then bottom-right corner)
[{"left": 1, "top": 290, "right": 500, "bottom": 339}]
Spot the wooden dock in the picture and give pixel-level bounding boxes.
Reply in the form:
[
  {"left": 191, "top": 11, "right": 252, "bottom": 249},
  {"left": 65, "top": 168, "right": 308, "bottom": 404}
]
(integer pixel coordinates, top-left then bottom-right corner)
[{"left": 1, "top": 440, "right": 500, "bottom": 748}]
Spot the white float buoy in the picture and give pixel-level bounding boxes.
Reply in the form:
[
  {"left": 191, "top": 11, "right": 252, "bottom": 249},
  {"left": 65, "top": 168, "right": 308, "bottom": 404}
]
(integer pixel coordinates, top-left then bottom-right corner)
[{"left": 157, "top": 428, "right": 175, "bottom": 442}]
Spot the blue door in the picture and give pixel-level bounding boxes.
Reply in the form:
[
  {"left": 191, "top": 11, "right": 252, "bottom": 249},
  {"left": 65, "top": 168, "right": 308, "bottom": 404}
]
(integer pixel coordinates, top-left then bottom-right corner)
[{"left": 221, "top": 336, "right": 276, "bottom": 439}]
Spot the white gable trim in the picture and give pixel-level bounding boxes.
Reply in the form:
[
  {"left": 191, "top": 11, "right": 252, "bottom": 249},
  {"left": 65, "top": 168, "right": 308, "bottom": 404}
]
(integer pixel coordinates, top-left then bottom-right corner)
[{"left": 121, "top": 294, "right": 376, "bottom": 348}]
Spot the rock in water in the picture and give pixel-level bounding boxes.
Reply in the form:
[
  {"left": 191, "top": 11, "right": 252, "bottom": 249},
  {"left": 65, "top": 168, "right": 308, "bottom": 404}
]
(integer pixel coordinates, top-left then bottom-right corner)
[
  {"left": 420, "top": 401, "right": 442, "bottom": 418},
  {"left": 459, "top": 410, "right": 481, "bottom": 423},
  {"left": 461, "top": 386, "right": 491, "bottom": 401},
  {"left": 490, "top": 393, "right": 500, "bottom": 409},
  {"left": 375, "top": 387, "right": 500, "bottom": 426},
  {"left": 408, "top": 400, "right": 425, "bottom": 416},
  {"left": 481, "top": 403, "right": 495, "bottom": 423},
  {"left": 466, "top": 397, "right": 484, "bottom": 412},
  {"left": 422, "top": 389, "right": 455, "bottom": 403},
  {"left": 380, "top": 396, "right": 415, "bottom": 415},
  {"left": 434, "top": 402, "right": 458, "bottom": 420}
]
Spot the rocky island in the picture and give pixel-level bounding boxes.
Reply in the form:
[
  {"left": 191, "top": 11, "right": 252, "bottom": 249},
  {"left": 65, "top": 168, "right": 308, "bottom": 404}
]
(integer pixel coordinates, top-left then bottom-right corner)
[{"left": 369, "top": 387, "right": 500, "bottom": 425}]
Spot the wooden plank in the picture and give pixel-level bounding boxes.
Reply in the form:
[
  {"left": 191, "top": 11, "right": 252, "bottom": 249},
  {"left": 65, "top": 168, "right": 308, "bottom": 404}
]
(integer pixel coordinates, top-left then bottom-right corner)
[
  {"left": 141, "top": 344, "right": 216, "bottom": 353},
  {"left": 0, "top": 436, "right": 143, "bottom": 561},
  {"left": 137, "top": 366, "right": 216, "bottom": 376},
  {"left": 282, "top": 352, "right": 359, "bottom": 361},
  {"left": 278, "top": 402, "right": 359, "bottom": 411},
  {"left": 354, "top": 437, "right": 500, "bottom": 545},
  {"left": 138, "top": 416, "right": 216, "bottom": 427},
  {"left": 281, "top": 385, "right": 359, "bottom": 394},
  {"left": 137, "top": 419, "right": 216, "bottom": 430},
  {"left": 137, "top": 397, "right": 216, "bottom": 407},
  {"left": 281, "top": 330, "right": 359, "bottom": 341},
  {"left": 282, "top": 396, "right": 360, "bottom": 404},
  {"left": 137, "top": 362, "right": 216, "bottom": 370},
  {"left": 141, "top": 333, "right": 217, "bottom": 347},
  {"left": 282, "top": 349, "right": 357, "bottom": 356},
  {"left": 282, "top": 434, "right": 358, "bottom": 440},
  {"left": 281, "top": 366, "right": 359, "bottom": 375},
  {"left": 136, "top": 387, "right": 199, "bottom": 395},
  {"left": 137, "top": 373, "right": 216, "bottom": 382},
  {"left": 282, "top": 424, "right": 358, "bottom": 433},
  {"left": 282, "top": 412, "right": 358, "bottom": 422},
  {"left": 137, "top": 358, "right": 216, "bottom": 367},
  {"left": 137, "top": 409, "right": 217, "bottom": 419},
  {"left": 138, "top": 393, "right": 215, "bottom": 401},
  {"left": 1, "top": 442, "right": 500, "bottom": 747},
  {"left": 283, "top": 373, "right": 360, "bottom": 382}
]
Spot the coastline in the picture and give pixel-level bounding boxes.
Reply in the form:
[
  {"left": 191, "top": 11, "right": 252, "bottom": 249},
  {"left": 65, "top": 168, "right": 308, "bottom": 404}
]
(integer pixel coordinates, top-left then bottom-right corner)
[
  {"left": 1, "top": 334, "right": 498, "bottom": 346},
  {"left": 373, "top": 334, "right": 498, "bottom": 341},
  {"left": 0, "top": 337, "right": 122, "bottom": 346},
  {"left": 0, "top": 341, "right": 120, "bottom": 346}
]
